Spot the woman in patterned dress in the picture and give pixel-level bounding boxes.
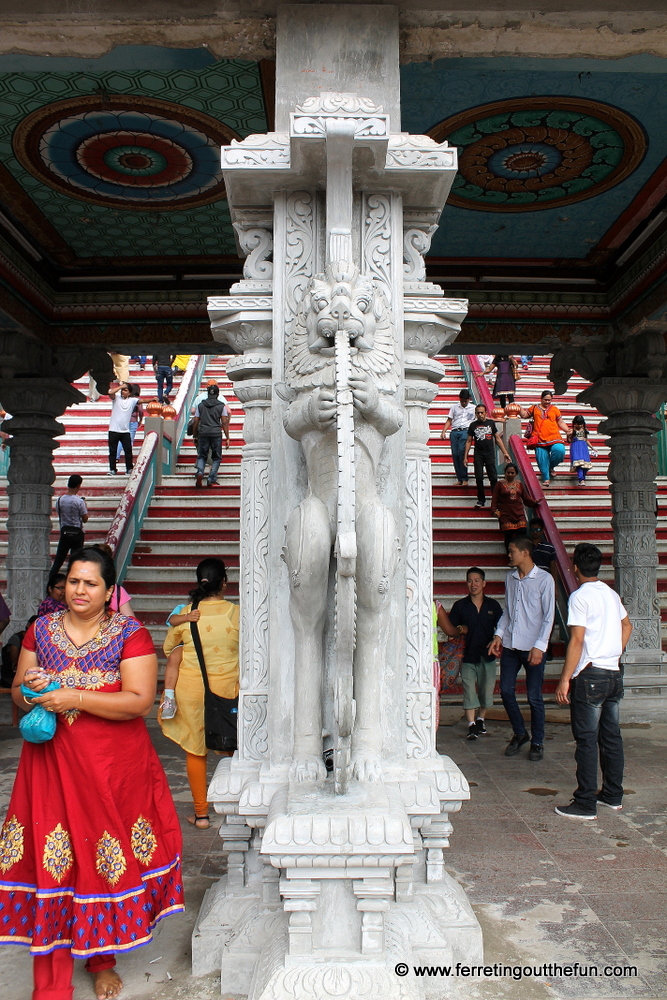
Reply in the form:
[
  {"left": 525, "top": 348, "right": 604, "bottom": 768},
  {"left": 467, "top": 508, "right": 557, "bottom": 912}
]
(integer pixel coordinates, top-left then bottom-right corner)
[{"left": 1, "top": 547, "right": 184, "bottom": 1000}]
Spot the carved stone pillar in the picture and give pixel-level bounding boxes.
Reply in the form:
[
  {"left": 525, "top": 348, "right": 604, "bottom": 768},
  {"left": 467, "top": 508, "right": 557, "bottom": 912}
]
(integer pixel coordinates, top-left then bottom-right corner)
[
  {"left": 209, "top": 238, "right": 273, "bottom": 764},
  {"left": 578, "top": 378, "right": 667, "bottom": 670},
  {"left": 0, "top": 378, "right": 83, "bottom": 626},
  {"left": 402, "top": 236, "right": 468, "bottom": 754}
]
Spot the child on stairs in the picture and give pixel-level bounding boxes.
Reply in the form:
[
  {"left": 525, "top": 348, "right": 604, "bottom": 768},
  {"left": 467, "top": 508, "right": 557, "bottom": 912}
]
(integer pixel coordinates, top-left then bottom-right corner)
[{"left": 568, "top": 414, "right": 597, "bottom": 486}]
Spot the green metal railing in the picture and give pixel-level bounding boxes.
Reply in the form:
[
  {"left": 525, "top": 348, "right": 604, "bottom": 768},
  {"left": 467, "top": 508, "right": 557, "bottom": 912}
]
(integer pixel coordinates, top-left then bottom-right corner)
[
  {"left": 106, "top": 354, "right": 208, "bottom": 580},
  {"left": 656, "top": 404, "right": 667, "bottom": 475}
]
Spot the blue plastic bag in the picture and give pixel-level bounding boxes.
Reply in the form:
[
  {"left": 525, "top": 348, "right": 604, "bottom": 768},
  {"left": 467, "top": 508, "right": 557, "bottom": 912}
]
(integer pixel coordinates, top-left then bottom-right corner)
[{"left": 19, "top": 680, "right": 60, "bottom": 743}]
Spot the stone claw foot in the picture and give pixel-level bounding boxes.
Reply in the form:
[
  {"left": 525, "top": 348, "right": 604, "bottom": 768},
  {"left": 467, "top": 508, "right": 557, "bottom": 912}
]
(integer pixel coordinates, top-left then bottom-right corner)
[
  {"left": 289, "top": 755, "right": 327, "bottom": 782},
  {"left": 351, "top": 754, "right": 383, "bottom": 783}
]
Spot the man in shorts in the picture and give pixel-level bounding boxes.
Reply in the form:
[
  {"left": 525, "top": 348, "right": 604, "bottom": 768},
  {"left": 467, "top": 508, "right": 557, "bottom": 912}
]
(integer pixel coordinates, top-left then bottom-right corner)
[{"left": 446, "top": 567, "right": 503, "bottom": 741}]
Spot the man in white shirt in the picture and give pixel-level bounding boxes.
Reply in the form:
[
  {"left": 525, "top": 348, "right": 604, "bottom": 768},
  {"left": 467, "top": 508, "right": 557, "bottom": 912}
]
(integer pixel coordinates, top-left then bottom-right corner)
[
  {"left": 488, "top": 535, "right": 555, "bottom": 760},
  {"left": 440, "top": 388, "right": 476, "bottom": 485},
  {"left": 554, "top": 543, "right": 632, "bottom": 820},
  {"left": 107, "top": 382, "right": 138, "bottom": 475}
]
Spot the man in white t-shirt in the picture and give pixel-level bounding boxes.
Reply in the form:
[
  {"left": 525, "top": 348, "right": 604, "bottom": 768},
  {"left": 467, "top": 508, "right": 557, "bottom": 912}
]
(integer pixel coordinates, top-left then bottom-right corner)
[
  {"left": 107, "top": 382, "right": 138, "bottom": 475},
  {"left": 554, "top": 543, "right": 632, "bottom": 820},
  {"left": 440, "top": 388, "right": 476, "bottom": 485}
]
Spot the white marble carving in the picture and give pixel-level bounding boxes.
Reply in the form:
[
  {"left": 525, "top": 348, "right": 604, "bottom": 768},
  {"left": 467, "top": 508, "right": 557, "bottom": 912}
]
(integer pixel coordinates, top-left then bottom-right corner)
[{"left": 201, "top": 8, "right": 479, "bottom": 998}]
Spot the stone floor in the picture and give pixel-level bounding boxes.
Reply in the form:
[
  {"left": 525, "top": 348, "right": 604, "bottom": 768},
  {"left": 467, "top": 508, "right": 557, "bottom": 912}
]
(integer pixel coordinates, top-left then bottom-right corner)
[{"left": 0, "top": 710, "right": 665, "bottom": 1000}]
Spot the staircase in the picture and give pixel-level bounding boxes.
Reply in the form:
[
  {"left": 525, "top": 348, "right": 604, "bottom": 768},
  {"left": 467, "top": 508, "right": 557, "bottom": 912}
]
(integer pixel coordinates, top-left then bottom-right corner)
[
  {"left": 125, "top": 358, "right": 241, "bottom": 654},
  {"left": 428, "top": 355, "right": 667, "bottom": 697},
  {"left": 2, "top": 353, "right": 666, "bottom": 699}
]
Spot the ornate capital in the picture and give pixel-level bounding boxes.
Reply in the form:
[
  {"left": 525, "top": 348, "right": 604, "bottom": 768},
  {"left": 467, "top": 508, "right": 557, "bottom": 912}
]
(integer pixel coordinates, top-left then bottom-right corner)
[
  {"left": 0, "top": 377, "right": 83, "bottom": 425},
  {"left": 551, "top": 326, "right": 667, "bottom": 394},
  {"left": 0, "top": 330, "right": 113, "bottom": 390},
  {"left": 578, "top": 378, "right": 667, "bottom": 421}
]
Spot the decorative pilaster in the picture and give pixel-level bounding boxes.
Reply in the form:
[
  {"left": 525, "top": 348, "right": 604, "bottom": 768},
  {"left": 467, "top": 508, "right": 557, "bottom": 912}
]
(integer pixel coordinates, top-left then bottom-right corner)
[
  {"left": 402, "top": 270, "right": 467, "bottom": 755},
  {"left": 209, "top": 275, "right": 273, "bottom": 763},
  {"left": 0, "top": 378, "right": 83, "bottom": 626},
  {"left": 578, "top": 378, "right": 667, "bottom": 669}
]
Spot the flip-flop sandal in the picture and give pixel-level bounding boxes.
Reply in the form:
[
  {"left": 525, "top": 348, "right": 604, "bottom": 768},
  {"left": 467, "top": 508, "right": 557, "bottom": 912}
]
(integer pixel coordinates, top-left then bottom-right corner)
[{"left": 187, "top": 815, "right": 210, "bottom": 830}]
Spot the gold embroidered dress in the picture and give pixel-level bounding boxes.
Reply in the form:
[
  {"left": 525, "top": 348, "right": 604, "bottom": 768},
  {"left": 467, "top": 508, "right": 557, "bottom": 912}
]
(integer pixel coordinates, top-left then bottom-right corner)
[
  {"left": 160, "top": 599, "right": 239, "bottom": 756},
  {"left": 0, "top": 611, "right": 184, "bottom": 957}
]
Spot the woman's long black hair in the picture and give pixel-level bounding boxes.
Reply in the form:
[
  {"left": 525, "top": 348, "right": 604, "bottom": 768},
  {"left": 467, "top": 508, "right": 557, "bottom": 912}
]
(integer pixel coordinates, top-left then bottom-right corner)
[{"left": 189, "top": 557, "right": 227, "bottom": 605}]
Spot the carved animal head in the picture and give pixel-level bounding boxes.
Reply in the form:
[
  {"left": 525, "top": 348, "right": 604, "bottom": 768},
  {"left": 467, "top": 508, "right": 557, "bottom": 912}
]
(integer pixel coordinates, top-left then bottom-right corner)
[
  {"left": 305, "top": 261, "right": 379, "bottom": 355},
  {"left": 286, "top": 261, "right": 400, "bottom": 393}
]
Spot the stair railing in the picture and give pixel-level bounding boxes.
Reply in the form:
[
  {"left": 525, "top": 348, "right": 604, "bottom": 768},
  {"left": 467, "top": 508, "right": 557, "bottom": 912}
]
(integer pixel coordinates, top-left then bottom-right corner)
[
  {"left": 106, "top": 353, "right": 208, "bottom": 580},
  {"left": 161, "top": 354, "right": 208, "bottom": 475},
  {"left": 459, "top": 353, "right": 494, "bottom": 412},
  {"left": 460, "top": 354, "right": 577, "bottom": 631},
  {"left": 106, "top": 431, "right": 161, "bottom": 583}
]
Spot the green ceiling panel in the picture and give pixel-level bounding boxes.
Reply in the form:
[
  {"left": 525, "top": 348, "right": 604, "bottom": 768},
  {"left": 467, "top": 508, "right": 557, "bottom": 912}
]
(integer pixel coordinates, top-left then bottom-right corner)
[{"left": 0, "top": 60, "right": 267, "bottom": 259}]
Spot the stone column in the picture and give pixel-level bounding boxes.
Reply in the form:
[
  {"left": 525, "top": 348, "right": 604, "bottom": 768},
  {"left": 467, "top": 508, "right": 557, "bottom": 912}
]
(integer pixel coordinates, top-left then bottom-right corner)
[
  {"left": 578, "top": 378, "right": 667, "bottom": 670},
  {"left": 402, "top": 223, "right": 468, "bottom": 758},
  {"left": 0, "top": 378, "right": 83, "bottom": 626},
  {"left": 209, "top": 236, "right": 274, "bottom": 765}
]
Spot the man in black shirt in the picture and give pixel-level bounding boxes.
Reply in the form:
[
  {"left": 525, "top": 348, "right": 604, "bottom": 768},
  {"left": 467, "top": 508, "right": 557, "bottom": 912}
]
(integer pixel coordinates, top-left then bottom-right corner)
[
  {"left": 463, "top": 403, "right": 511, "bottom": 509},
  {"left": 443, "top": 567, "right": 503, "bottom": 740}
]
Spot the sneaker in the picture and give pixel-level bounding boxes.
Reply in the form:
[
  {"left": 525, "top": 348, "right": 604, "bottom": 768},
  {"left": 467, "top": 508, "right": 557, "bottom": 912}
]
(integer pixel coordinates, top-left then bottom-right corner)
[
  {"left": 207, "top": 480, "right": 220, "bottom": 487},
  {"left": 106, "top": 470, "right": 117, "bottom": 476},
  {"left": 528, "top": 743, "right": 544, "bottom": 760},
  {"left": 554, "top": 802, "right": 597, "bottom": 820},
  {"left": 466, "top": 724, "right": 478, "bottom": 741},
  {"left": 161, "top": 696, "right": 177, "bottom": 720},
  {"left": 504, "top": 733, "right": 529, "bottom": 757},
  {"left": 596, "top": 794, "right": 623, "bottom": 811},
  {"left": 195, "top": 472, "right": 204, "bottom": 488},
  {"left": 475, "top": 718, "right": 487, "bottom": 735},
  {"left": 474, "top": 501, "right": 486, "bottom": 509},
  {"left": 323, "top": 748, "right": 334, "bottom": 773}
]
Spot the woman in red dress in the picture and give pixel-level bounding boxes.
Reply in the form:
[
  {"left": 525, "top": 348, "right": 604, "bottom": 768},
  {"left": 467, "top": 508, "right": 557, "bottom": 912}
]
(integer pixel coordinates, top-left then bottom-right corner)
[{"left": 1, "top": 547, "right": 184, "bottom": 1000}]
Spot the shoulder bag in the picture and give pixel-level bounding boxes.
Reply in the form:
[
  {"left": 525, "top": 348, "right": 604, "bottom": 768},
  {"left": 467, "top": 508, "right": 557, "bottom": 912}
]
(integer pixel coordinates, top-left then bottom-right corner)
[{"left": 190, "top": 602, "right": 238, "bottom": 752}]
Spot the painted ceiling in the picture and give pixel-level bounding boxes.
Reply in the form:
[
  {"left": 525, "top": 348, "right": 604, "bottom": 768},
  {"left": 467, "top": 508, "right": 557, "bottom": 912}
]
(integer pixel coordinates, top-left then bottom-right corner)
[
  {"left": 0, "top": 45, "right": 666, "bottom": 344},
  {"left": 0, "top": 52, "right": 266, "bottom": 265},
  {"left": 403, "top": 56, "right": 667, "bottom": 267}
]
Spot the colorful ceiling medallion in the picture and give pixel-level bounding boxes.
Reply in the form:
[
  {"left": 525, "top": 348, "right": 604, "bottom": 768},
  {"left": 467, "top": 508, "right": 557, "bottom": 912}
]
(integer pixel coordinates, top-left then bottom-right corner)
[
  {"left": 429, "top": 97, "right": 647, "bottom": 212},
  {"left": 13, "top": 95, "right": 240, "bottom": 210}
]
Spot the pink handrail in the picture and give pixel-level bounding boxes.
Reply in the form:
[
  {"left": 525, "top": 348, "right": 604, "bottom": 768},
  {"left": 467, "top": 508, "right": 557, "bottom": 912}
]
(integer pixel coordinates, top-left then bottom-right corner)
[
  {"left": 509, "top": 434, "right": 577, "bottom": 597},
  {"left": 464, "top": 354, "right": 577, "bottom": 598},
  {"left": 105, "top": 431, "right": 159, "bottom": 560},
  {"left": 468, "top": 354, "right": 495, "bottom": 413}
]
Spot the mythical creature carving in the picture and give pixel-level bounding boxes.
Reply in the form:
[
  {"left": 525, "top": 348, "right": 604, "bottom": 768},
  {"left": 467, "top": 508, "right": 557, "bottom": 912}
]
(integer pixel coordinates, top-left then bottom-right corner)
[{"left": 282, "top": 260, "right": 402, "bottom": 785}]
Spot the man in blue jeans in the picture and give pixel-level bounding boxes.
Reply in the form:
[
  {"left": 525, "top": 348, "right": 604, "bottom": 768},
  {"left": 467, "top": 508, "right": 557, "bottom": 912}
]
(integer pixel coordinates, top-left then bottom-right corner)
[
  {"left": 554, "top": 543, "right": 632, "bottom": 819},
  {"left": 488, "top": 535, "right": 555, "bottom": 760},
  {"left": 440, "top": 388, "right": 476, "bottom": 485},
  {"left": 152, "top": 351, "right": 174, "bottom": 402}
]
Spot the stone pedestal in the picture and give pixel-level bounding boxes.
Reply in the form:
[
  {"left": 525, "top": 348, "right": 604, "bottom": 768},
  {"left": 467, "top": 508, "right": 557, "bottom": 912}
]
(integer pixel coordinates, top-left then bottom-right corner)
[
  {"left": 579, "top": 378, "right": 667, "bottom": 674},
  {"left": 0, "top": 378, "right": 84, "bottom": 627}
]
